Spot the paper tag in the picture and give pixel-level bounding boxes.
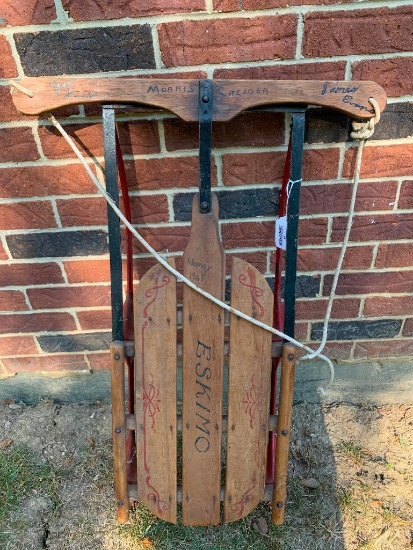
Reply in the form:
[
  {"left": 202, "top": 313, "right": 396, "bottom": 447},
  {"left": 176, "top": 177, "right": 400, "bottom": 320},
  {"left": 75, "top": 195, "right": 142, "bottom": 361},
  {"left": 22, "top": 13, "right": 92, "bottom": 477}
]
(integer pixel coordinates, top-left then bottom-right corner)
[{"left": 275, "top": 216, "right": 287, "bottom": 250}]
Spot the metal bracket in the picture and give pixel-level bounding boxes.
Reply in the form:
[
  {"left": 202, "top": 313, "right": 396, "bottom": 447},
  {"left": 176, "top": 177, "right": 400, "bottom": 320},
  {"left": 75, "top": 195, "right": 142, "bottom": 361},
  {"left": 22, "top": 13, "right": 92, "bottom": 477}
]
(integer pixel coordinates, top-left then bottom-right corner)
[{"left": 198, "top": 79, "right": 213, "bottom": 213}]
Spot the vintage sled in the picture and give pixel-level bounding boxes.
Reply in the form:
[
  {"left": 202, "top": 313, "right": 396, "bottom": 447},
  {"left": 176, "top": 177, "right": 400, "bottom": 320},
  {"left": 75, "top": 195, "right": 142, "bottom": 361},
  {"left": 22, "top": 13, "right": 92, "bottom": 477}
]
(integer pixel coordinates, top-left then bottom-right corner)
[{"left": 12, "top": 77, "right": 386, "bottom": 526}]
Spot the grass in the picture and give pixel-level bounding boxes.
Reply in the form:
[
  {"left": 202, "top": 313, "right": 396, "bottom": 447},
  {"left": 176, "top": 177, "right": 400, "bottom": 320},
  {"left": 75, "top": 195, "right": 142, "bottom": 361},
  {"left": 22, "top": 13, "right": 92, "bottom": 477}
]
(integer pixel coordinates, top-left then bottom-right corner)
[
  {"left": 0, "top": 445, "right": 58, "bottom": 546},
  {"left": 113, "top": 477, "right": 342, "bottom": 550}
]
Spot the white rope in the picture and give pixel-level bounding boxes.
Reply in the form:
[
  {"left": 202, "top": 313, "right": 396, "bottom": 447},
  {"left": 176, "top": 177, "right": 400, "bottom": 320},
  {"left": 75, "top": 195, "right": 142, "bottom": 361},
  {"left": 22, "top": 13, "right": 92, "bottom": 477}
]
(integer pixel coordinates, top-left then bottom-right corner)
[
  {"left": 8, "top": 80, "right": 34, "bottom": 98},
  {"left": 299, "top": 98, "right": 380, "bottom": 388},
  {"left": 49, "top": 116, "right": 334, "bottom": 374},
  {"left": 50, "top": 98, "right": 380, "bottom": 395}
]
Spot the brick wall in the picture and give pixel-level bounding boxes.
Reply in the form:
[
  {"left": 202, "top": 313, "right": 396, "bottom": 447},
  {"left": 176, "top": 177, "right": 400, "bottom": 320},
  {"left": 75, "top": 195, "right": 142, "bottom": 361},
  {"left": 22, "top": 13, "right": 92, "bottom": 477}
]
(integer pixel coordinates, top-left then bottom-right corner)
[{"left": 0, "top": 0, "right": 412, "bottom": 376}]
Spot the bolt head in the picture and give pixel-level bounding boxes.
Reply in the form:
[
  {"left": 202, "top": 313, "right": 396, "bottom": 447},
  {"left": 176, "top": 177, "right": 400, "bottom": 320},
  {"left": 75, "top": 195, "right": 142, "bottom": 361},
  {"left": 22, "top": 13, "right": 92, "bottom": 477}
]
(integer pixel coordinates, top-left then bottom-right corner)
[
  {"left": 287, "top": 353, "right": 294, "bottom": 361},
  {"left": 202, "top": 94, "right": 209, "bottom": 103},
  {"left": 114, "top": 353, "right": 120, "bottom": 360}
]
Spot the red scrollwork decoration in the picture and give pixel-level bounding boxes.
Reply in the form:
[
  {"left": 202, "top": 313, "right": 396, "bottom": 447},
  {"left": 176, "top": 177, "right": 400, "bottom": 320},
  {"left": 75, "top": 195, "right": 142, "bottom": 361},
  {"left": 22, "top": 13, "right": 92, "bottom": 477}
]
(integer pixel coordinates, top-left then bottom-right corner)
[
  {"left": 140, "top": 268, "right": 172, "bottom": 515},
  {"left": 238, "top": 266, "right": 265, "bottom": 319}
]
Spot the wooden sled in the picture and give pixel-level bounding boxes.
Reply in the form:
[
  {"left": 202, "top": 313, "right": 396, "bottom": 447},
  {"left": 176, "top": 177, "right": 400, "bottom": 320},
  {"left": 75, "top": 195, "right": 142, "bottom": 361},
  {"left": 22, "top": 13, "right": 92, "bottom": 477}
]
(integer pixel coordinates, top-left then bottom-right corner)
[{"left": 12, "top": 77, "right": 386, "bottom": 526}]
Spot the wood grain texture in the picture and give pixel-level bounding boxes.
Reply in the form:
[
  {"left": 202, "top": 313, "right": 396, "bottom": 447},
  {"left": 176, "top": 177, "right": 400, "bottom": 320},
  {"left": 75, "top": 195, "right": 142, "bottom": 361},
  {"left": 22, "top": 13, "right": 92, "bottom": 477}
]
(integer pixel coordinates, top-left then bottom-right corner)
[
  {"left": 272, "top": 343, "right": 296, "bottom": 525},
  {"left": 182, "top": 193, "right": 225, "bottom": 526},
  {"left": 224, "top": 257, "right": 273, "bottom": 523},
  {"left": 110, "top": 341, "right": 129, "bottom": 524},
  {"left": 12, "top": 77, "right": 386, "bottom": 120},
  {"left": 134, "top": 260, "right": 177, "bottom": 523}
]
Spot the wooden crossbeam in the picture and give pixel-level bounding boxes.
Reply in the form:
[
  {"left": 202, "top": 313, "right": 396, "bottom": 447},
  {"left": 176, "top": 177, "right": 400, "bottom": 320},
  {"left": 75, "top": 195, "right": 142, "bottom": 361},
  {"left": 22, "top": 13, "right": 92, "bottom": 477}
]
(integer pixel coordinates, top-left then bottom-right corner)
[{"left": 12, "top": 77, "right": 386, "bottom": 120}]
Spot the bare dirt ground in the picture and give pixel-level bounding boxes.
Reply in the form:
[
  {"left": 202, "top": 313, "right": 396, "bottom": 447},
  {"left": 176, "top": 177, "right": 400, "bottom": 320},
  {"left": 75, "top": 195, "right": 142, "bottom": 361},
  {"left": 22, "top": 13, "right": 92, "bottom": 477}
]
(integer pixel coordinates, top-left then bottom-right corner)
[{"left": 0, "top": 399, "right": 412, "bottom": 549}]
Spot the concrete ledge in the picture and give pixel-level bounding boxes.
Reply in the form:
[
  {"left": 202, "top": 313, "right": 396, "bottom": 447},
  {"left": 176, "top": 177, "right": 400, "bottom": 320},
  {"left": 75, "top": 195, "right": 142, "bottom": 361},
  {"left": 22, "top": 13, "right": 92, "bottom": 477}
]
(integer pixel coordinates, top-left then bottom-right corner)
[{"left": 0, "top": 360, "right": 412, "bottom": 405}]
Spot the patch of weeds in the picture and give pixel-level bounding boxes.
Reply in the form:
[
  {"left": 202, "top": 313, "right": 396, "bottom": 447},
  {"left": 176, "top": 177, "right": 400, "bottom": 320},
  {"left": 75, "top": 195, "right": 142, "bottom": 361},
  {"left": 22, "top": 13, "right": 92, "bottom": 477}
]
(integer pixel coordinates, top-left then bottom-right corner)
[
  {"left": 0, "top": 445, "right": 58, "bottom": 545},
  {"left": 336, "top": 440, "right": 364, "bottom": 459}
]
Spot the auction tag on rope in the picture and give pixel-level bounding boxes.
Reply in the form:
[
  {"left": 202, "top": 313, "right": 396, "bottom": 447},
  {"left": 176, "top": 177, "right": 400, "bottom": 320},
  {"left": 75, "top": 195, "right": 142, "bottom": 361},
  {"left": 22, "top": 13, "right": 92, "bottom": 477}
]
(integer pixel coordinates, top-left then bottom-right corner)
[{"left": 275, "top": 216, "right": 287, "bottom": 250}]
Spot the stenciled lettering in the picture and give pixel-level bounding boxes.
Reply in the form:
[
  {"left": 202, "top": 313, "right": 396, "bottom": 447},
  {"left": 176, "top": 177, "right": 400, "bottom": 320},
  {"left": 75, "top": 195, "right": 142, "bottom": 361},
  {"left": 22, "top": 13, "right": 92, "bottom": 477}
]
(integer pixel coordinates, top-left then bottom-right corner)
[
  {"left": 228, "top": 87, "right": 269, "bottom": 97},
  {"left": 146, "top": 84, "right": 195, "bottom": 94},
  {"left": 194, "top": 340, "right": 212, "bottom": 453},
  {"left": 195, "top": 436, "right": 210, "bottom": 453}
]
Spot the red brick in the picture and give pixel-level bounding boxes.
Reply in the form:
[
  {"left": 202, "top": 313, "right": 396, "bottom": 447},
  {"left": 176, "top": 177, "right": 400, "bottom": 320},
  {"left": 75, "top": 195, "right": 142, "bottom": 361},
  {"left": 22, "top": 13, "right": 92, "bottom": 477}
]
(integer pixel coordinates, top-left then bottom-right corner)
[
  {"left": 125, "top": 156, "right": 203, "bottom": 190},
  {"left": 214, "top": 0, "right": 353, "bottom": 10},
  {"left": 403, "top": 318, "right": 413, "bottom": 337},
  {"left": 354, "top": 340, "right": 413, "bottom": 360},
  {"left": 352, "top": 57, "right": 413, "bottom": 98},
  {"left": 398, "top": 180, "right": 413, "bottom": 210},
  {"left": 2, "top": 354, "right": 88, "bottom": 374},
  {"left": 331, "top": 213, "right": 413, "bottom": 244},
  {"left": 343, "top": 144, "right": 413, "bottom": 179},
  {"left": 0, "top": 335, "right": 38, "bottom": 356},
  {"left": 299, "top": 218, "right": 328, "bottom": 246},
  {"left": 304, "top": 7, "right": 413, "bottom": 57},
  {"left": 158, "top": 15, "right": 297, "bottom": 67},
  {"left": 57, "top": 197, "right": 107, "bottom": 227},
  {"left": 0, "top": 243, "right": 8, "bottom": 260},
  {"left": 62, "top": 0, "right": 204, "bottom": 21},
  {"left": 0, "top": 262, "right": 64, "bottom": 287},
  {"left": 0, "top": 290, "right": 27, "bottom": 311},
  {"left": 226, "top": 251, "right": 268, "bottom": 275},
  {"left": 77, "top": 309, "right": 111, "bottom": 330},
  {"left": 0, "top": 312, "right": 76, "bottom": 334},
  {"left": 40, "top": 120, "right": 160, "bottom": 160},
  {"left": 323, "top": 271, "right": 413, "bottom": 296},
  {"left": 129, "top": 195, "right": 169, "bottom": 224},
  {"left": 64, "top": 259, "right": 111, "bottom": 284},
  {"left": 27, "top": 285, "right": 111, "bottom": 310},
  {"left": 364, "top": 296, "right": 413, "bottom": 318},
  {"left": 222, "top": 149, "right": 339, "bottom": 186},
  {"left": 214, "top": 61, "right": 346, "bottom": 81},
  {"left": 0, "top": 127, "right": 39, "bottom": 162},
  {"left": 296, "top": 297, "right": 360, "bottom": 321},
  {"left": 294, "top": 322, "right": 309, "bottom": 342},
  {"left": 0, "top": 201, "right": 57, "bottom": 230},
  {"left": 375, "top": 243, "right": 413, "bottom": 269},
  {"left": 0, "top": 165, "right": 97, "bottom": 199},
  {"left": 86, "top": 352, "right": 109, "bottom": 371},
  {"left": 0, "top": 0, "right": 56, "bottom": 26},
  {"left": 164, "top": 112, "right": 285, "bottom": 152},
  {"left": 301, "top": 181, "right": 398, "bottom": 215},
  {"left": 222, "top": 218, "right": 327, "bottom": 249},
  {"left": 0, "top": 37, "right": 17, "bottom": 78},
  {"left": 130, "top": 226, "right": 191, "bottom": 254},
  {"left": 297, "top": 245, "right": 374, "bottom": 272},
  {"left": 0, "top": 85, "right": 33, "bottom": 123}
]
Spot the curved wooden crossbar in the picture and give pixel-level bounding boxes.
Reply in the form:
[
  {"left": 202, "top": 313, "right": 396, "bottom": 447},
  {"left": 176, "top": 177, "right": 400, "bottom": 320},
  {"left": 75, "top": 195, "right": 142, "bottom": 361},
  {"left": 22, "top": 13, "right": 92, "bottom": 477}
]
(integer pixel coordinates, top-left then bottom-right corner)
[{"left": 12, "top": 77, "right": 386, "bottom": 120}]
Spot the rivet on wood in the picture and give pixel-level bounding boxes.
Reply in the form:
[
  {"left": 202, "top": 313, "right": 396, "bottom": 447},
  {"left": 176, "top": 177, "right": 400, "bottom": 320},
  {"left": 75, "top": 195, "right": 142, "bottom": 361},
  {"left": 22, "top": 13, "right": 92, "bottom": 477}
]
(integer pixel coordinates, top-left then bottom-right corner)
[
  {"left": 118, "top": 500, "right": 124, "bottom": 507},
  {"left": 277, "top": 501, "right": 284, "bottom": 509},
  {"left": 115, "top": 427, "right": 122, "bottom": 434},
  {"left": 189, "top": 315, "right": 192, "bottom": 321},
  {"left": 114, "top": 353, "right": 120, "bottom": 360},
  {"left": 288, "top": 353, "right": 294, "bottom": 361},
  {"left": 281, "top": 429, "right": 289, "bottom": 436}
]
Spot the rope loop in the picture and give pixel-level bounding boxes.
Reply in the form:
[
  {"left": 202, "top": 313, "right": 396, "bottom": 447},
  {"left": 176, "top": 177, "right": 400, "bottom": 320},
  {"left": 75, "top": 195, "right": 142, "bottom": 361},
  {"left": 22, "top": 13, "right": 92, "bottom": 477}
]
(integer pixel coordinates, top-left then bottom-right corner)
[{"left": 350, "top": 97, "right": 381, "bottom": 140}]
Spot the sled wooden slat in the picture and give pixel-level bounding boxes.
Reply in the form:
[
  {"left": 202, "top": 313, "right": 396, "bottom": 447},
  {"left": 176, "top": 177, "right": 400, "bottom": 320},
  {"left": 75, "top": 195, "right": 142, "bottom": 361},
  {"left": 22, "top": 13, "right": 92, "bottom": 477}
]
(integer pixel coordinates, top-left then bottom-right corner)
[
  {"left": 181, "top": 194, "right": 225, "bottom": 526},
  {"left": 134, "top": 261, "right": 177, "bottom": 524},
  {"left": 224, "top": 258, "right": 274, "bottom": 522},
  {"left": 12, "top": 77, "right": 386, "bottom": 121}
]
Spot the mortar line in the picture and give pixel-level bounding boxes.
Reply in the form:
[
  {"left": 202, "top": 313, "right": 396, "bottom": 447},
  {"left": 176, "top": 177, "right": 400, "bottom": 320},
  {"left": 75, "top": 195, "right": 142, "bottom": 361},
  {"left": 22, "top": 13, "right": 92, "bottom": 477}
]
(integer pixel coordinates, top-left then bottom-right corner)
[{"left": 0, "top": 0, "right": 409, "bottom": 33}]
